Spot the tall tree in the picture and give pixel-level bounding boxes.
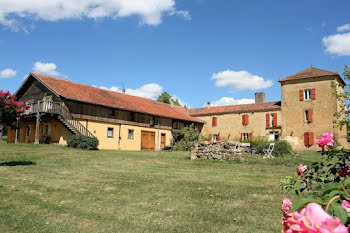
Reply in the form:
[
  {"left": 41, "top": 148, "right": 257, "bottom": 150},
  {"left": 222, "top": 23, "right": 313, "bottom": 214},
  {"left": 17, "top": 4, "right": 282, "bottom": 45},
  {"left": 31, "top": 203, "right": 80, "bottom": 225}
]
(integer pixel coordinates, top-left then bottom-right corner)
[
  {"left": 157, "top": 92, "right": 171, "bottom": 104},
  {"left": 157, "top": 92, "right": 184, "bottom": 107}
]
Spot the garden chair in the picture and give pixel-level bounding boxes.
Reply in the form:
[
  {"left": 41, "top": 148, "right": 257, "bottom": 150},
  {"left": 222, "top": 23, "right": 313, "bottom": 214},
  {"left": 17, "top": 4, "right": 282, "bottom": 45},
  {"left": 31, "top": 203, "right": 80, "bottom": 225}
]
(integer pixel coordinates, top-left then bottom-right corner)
[{"left": 263, "top": 143, "right": 275, "bottom": 158}]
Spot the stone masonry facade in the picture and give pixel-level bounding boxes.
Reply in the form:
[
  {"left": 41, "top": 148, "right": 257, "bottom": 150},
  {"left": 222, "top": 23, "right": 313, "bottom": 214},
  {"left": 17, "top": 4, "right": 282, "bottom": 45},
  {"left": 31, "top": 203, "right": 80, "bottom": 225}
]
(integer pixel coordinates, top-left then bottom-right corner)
[{"left": 189, "top": 67, "right": 349, "bottom": 151}]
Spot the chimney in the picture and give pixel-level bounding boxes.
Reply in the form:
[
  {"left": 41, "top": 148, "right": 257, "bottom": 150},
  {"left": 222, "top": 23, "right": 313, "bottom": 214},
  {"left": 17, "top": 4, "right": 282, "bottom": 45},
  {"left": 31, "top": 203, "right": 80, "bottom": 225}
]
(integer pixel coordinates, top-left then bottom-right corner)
[
  {"left": 255, "top": 92, "right": 265, "bottom": 104},
  {"left": 206, "top": 101, "right": 211, "bottom": 108},
  {"left": 170, "top": 100, "right": 174, "bottom": 108}
]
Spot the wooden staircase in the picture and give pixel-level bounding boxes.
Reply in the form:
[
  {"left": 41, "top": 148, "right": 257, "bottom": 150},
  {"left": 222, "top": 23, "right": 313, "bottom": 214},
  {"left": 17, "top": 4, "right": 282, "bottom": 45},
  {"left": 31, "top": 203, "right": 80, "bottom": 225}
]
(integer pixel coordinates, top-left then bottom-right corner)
[{"left": 25, "top": 101, "right": 94, "bottom": 137}]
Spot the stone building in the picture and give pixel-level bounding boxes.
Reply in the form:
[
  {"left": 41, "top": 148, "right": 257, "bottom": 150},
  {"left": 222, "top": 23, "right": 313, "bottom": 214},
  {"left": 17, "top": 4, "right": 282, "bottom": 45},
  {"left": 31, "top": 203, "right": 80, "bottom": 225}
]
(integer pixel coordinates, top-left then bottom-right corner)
[{"left": 189, "top": 66, "right": 348, "bottom": 150}]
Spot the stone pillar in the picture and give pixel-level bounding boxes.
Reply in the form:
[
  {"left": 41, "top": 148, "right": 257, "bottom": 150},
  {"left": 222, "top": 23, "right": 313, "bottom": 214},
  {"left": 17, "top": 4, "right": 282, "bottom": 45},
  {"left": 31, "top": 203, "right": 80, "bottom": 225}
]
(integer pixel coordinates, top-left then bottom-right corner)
[{"left": 34, "top": 112, "right": 41, "bottom": 144}]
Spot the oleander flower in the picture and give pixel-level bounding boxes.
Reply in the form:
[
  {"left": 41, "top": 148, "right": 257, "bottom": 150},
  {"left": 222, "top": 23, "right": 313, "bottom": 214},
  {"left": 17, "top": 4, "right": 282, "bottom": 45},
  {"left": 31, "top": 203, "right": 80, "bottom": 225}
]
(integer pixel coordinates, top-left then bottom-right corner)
[
  {"left": 282, "top": 198, "right": 292, "bottom": 215},
  {"left": 283, "top": 203, "right": 348, "bottom": 233},
  {"left": 296, "top": 164, "right": 307, "bottom": 176},
  {"left": 316, "top": 132, "right": 335, "bottom": 150}
]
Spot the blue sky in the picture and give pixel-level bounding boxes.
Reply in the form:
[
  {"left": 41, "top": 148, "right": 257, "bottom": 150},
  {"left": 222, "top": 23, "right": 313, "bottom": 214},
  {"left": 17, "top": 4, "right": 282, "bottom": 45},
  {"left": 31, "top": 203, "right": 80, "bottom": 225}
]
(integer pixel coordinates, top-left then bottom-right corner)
[{"left": 1, "top": 0, "right": 350, "bottom": 108}]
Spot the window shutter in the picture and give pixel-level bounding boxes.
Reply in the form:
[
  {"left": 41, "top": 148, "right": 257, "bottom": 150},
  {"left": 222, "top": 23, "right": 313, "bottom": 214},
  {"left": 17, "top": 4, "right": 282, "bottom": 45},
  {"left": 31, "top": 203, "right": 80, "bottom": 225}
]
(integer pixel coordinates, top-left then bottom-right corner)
[
  {"left": 217, "top": 133, "right": 220, "bottom": 141},
  {"left": 273, "top": 113, "right": 278, "bottom": 127},
  {"left": 311, "top": 88, "right": 316, "bottom": 100},
  {"left": 245, "top": 115, "right": 249, "bottom": 125},
  {"left": 240, "top": 133, "right": 243, "bottom": 141},
  {"left": 209, "top": 134, "right": 212, "bottom": 142},
  {"left": 309, "top": 132, "right": 314, "bottom": 145},
  {"left": 266, "top": 114, "right": 270, "bottom": 127},
  {"left": 304, "top": 132, "right": 309, "bottom": 146},
  {"left": 212, "top": 117, "right": 217, "bottom": 126},
  {"left": 242, "top": 115, "right": 245, "bottom": 125},
  {"left": 299, "top": 90, "right": 304, "bottom": 101},
  {"left": 308, "top": 110, "right": 313, "bottom": 123},
  {"left": 249, "top": 132, "right": 253, "bottom": 139}
]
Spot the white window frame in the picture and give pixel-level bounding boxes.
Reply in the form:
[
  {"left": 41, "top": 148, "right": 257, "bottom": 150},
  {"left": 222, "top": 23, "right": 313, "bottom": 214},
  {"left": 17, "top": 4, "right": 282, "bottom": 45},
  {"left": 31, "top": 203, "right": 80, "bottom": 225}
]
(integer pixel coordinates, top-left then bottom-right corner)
[
  {"left": 212, "top": 134, "right": 217, "bottom": 142},
  {"left": 270, "top": 114, "right": 275, "bottom": 126},
  {"left": 305, "top": 110, "right": 309, "bottom": 122},
  {"left": 269, "top": 131, "right": 279, "bottom": 141},
  {"left": 242, "top": 133, "right": 249, "bottom": 141},
  {"left": 107, "top": 127, "right": 114, "bottom": 138},
  {"left": 128, "top": 129, "right": 134, "bottom": 140},
  {"left": 304, "top": 89, "right": 312, "bottom": 100}
]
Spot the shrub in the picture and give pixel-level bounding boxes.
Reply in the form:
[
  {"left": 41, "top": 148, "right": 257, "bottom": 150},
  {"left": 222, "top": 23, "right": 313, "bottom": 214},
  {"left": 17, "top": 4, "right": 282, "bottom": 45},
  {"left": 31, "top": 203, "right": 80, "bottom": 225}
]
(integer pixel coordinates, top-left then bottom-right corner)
[
  {"left": 273, "top": 140, "right": 292, "bottom": 157},
  {"left": 243, "top": 137, "right": 270, "bottom": 154},
  {"left": 67, "top": 135, "right": 99, "bottom": 150}
]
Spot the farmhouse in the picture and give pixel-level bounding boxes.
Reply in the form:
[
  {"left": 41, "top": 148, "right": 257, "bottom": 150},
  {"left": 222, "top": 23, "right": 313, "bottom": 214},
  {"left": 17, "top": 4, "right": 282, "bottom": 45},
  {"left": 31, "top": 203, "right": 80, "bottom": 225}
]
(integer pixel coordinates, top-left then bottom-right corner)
[
  {"left": 7, "top": 73, "right": 204, "bottom": 150},
  {"left": 189, "top": 66, "right": 348, "bottom": 150},
  {"left": 6, "top": 66, "right": 348, "bottom": 151}
]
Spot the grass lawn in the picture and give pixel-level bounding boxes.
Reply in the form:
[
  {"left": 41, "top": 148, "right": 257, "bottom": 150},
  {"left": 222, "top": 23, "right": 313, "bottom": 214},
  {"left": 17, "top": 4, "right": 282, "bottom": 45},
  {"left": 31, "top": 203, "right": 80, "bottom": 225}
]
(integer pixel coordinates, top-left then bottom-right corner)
[{"left": 0, "top": 143, "right": 320, "bottom": 233}]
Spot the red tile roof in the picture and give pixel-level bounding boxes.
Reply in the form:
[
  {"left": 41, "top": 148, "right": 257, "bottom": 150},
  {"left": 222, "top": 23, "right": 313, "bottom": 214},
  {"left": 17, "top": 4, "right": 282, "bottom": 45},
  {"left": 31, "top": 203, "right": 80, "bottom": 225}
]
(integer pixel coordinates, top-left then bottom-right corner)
[
  {"left": 31, "top": 73, "right": 203, "bottom": 123},
  {"left": 189, "top": 101, "right": 281, "bottom": 116},
  {"left": 279, "top": 66, "right": 344, "bottom": 84}
]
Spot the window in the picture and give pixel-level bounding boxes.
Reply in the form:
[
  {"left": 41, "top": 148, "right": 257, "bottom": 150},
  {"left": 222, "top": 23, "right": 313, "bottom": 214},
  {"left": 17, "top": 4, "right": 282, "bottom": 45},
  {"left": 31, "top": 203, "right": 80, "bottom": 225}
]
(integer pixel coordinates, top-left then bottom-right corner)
[
  {"left": 128, "top": 129, "right": 134, "bottom": 140},
  {"left": 305, "top": 110, "right": 313, "bottom": 123},
  {"left": 150, "top": 116, "right": 155, "bottom": 126},
  {"left": 304, "top": 89, "right": 312, "bottom": 100},
  {"left": 270, "top": 114, "right": 274, "bottom": 126},
  {"left": 269, "top": 131, "right": 279, "bottom": 141},
  {"left": 173, "top": 121, "right": 179, "bottom": 129},
  {"left": 242, "top": 133, "right": 249, "bottom": 140},
  {"left": 43, "top": 124, "right": 51, "bottom": 137},
  {"left": 108, "top": 109, "right": 114, "bottom": 117},
  {"left": 107, "top": 128, "right": 114, "bottom": 138},
  {"left": 242, "top": 114, "right": 249, "bottom": 126},
  {"left": 130, "top": 112, "right": 135, "bottom": 121},
  {"left": 26, "top": 126, "right": 32, "bottom": 137},
  {"left": 212, "top": 117, "right": 217, "bottom": 127},
  {"left": 212, "top": 134, "right": 217, "bottom": 142},
  {"left": 304, "top": 132, "right": 314, "bottom": 146}
]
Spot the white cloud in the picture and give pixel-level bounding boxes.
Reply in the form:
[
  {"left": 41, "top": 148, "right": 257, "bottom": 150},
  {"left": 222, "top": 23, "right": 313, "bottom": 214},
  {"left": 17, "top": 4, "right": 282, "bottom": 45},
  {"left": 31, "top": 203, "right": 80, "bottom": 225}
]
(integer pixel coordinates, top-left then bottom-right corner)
[
  {"left": 100, "top": 83, "right": 163, "bottom": 99},
  {"left": 211, "top": 70, "right": 273, "bottom": 91},
  {"left": 0, "top": 0, "right": 190, "bottom": 31},
  {"left": 0, "top": 68, "right": 16, "bottom": 78},
  {"left": 210, "top": 97, "right": 255, "bottom": 107},
  {"left": 322, "top": 32, "right": 350, "bottom": 56},
  {"left": 32, "top": 61, "right": 62, "bottom": 77},
  {"left": 337, "top": 23, "right": 350, "bottom": 32}
]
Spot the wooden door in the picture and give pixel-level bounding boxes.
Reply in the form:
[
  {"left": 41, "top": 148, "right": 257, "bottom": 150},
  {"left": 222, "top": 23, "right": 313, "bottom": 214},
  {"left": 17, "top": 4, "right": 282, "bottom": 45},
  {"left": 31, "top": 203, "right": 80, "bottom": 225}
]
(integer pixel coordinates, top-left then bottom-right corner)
[
  {"left": 161, "top": 133, "right": 166, "bottom": 149},
  {"left": 141, "top": 131, "right": 155, "bottom": 150}
]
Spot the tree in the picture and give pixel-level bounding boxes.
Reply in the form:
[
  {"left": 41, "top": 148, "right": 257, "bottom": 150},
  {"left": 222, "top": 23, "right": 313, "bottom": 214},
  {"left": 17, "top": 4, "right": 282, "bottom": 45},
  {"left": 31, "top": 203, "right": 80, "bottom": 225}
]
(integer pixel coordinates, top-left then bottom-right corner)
[
  {"left": 157, "top": 92, "right": 183, "bottom": 107},
  {"left": 157, "top": 92, "right": 171, "bottom": 104},
  {"left": 0, "top": 90, "right": 29, "bottom": 140},
  {"left": 332, "top": 66, "right": 350, "bottom": 130}
]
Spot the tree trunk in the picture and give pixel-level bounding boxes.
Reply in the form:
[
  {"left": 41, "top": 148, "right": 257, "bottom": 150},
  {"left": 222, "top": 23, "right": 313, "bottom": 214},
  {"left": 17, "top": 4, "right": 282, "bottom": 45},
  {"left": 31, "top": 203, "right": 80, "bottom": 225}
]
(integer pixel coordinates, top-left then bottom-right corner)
[{"left": 0, "top": 125, "right": 3, "bottom": 142}]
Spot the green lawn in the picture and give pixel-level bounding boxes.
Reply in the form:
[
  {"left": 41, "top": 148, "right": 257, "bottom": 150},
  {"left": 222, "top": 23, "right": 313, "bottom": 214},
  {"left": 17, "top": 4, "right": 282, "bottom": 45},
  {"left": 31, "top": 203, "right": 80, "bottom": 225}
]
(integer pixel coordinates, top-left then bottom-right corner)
[{"left": 0, "top": 143, "right": 320, "bottom": 233}]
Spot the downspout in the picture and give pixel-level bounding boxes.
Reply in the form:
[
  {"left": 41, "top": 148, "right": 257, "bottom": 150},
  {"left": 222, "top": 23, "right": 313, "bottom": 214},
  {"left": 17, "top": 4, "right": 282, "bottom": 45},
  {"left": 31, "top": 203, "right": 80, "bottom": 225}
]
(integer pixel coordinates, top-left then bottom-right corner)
[
  {"left": 118, "top": 124, "right": 121, "bottom": 150},
  {"left": 157, "top": 121, "right": 160, "bottom": 151}
]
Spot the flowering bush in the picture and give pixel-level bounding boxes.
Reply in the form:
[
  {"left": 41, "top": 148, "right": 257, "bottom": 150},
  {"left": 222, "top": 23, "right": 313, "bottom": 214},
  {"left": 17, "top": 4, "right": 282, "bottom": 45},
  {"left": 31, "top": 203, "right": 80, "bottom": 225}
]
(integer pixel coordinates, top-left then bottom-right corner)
[
  {"left": 281, "top": 133, "right": 350, "bottom": 231},
  {"left": 0, "top": 90, "right": 30, "bottom": 128},
  {"left": 317, "top": 132, "right": 335, "bottom": 151}
]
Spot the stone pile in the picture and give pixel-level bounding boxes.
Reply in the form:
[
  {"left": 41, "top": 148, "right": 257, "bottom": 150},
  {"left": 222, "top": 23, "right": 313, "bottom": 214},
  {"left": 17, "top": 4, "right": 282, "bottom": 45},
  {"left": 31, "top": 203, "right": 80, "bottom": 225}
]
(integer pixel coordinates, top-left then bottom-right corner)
[{"left": 190, "top": 141, "right": 252, "bottom": 160}]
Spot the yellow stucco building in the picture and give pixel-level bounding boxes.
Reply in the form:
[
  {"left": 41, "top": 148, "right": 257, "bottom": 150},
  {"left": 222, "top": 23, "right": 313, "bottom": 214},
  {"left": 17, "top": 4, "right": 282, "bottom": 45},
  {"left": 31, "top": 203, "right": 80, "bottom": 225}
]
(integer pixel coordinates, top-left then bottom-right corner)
[{"left": 7, "top": 73, "right": 203, "bottom": 150}]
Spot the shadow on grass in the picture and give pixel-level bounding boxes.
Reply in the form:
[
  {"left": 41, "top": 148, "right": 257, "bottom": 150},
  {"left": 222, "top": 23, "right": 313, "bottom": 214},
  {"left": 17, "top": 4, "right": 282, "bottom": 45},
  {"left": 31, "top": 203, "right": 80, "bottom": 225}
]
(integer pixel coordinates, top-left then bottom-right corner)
[{"left": 0, "top": 161, "right": 37, "bottom": 166}]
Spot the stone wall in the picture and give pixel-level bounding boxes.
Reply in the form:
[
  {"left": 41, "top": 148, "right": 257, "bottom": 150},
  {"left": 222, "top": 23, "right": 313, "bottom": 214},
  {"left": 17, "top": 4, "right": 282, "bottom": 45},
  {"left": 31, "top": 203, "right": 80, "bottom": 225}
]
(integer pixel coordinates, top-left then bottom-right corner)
[{"left": 190, "top": 141, "right": 251, "bottom": 160}]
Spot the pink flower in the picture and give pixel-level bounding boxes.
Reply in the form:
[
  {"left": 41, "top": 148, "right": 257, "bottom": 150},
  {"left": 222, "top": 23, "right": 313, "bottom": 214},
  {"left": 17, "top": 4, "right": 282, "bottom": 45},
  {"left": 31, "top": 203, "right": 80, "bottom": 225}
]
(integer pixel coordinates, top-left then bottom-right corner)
[
  {"left": 282, "top": 198, "right": 293, "bottom": 215},
  {"left": 342, "top": 199, "right": 350, "bottom": 210},
  {"left": 297, "top": 164, "right": 307, "bottom": 176},
  {"left": 283, "top": 203, "right": 348, "bottom": 233},
  {"left": 316, "top": 132, "right": 335, "bottom": 150}
]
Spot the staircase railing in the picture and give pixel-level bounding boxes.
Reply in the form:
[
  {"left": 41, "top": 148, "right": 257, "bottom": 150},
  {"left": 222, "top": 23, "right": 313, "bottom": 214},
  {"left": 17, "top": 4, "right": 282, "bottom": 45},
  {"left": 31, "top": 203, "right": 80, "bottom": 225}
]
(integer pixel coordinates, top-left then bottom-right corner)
[{"left": 25, "top": 101, "right": 94, "bottom": 137}]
